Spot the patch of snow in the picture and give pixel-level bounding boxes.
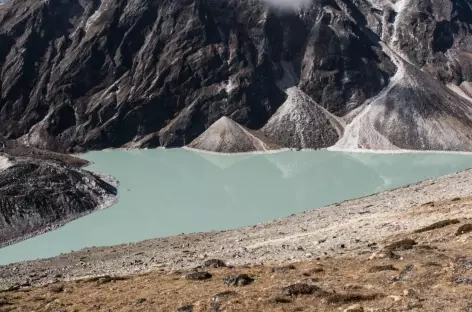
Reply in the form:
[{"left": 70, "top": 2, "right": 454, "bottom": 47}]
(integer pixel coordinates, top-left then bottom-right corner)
[{"left": 0, "top": 156, "right": 12, "bottom": 170}]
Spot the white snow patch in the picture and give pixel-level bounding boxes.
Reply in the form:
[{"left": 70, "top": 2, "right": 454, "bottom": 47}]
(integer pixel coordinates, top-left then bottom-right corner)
[{"left": 0, "top": 156, "right": 12, "bottom": 170}]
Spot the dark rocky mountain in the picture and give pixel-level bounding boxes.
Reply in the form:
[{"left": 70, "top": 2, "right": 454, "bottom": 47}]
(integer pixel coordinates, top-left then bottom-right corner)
[
  {"left": 0, "top": 0, "right": 472, "bottom": 151},
  {"left": 0, "top": 142, "right": 117, "bottom": 247}
]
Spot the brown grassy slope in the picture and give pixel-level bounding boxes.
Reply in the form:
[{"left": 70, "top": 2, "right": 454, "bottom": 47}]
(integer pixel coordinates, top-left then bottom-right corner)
[{"left": 3, "top": 198, "right": 472, "bottom": 312}]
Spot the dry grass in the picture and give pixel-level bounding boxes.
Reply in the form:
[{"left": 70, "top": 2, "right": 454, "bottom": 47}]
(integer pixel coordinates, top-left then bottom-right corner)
[{"left": 4, "top": 200, "right": 472, "bottom": 311}]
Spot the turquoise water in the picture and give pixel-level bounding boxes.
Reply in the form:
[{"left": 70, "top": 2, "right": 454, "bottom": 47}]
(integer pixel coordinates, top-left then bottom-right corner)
[{"left": 1, "top": 149, "right": 472, "bottom": 265}]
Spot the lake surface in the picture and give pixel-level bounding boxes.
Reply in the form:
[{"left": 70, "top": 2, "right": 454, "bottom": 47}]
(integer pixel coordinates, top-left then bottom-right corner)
[{"left": 1, "top": 149, "right": 472, "bottom": 265}]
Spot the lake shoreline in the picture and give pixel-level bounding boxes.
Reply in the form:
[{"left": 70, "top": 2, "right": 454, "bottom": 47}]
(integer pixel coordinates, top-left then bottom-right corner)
[{"left": 1, "top": 167, "right": 472, "bottom": 289}]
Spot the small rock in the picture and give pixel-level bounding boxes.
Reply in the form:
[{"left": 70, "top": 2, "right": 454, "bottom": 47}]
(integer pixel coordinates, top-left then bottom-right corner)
[
  {"left": 211, "top": 291, "right": 237, "bottom": 303},
  {"left": 271, "top": 264, "right": 296, "bottom": 273},
  {"left": 97, "top": 276, "right": 113, "bottom": 285},
  {"left": 203, "top": 259, "right": 226, "bottom": 268},
  {"left": 403, "top": 289, "right": 417, "bottom": 297},
  {"left": 456, "top": 224, "right": 472, "bottom": 236},
  {"left": 177, "top": 305, "right": 194, "bottom": 312},
  {"left": 344, "top": 304, "right": 364, "bottom": 312},
  {"left": 385, "top": 239, "right": 417, "bottom": 251},
  {"left": 282, "top": 283, "right": 327, "bottom": 297},
  {"left": 223, "top": 274, "right": 254, "bottom": 286},
  {"left": 48, "top": 284, "right": 64, "bottom": 293},
  {"left": 135, "top": 298, "right": 146, "bottom": 305},
  {"left": 0, "top": 296, "right": 8, "bottom": 306},
  {"left": 184, "top": 272, "right": 212, "bottom": 281},
  {"left": 268, "top": 296, "right": 291, "bottom": 304},
  {"left": 454, "top": 277, "right": 472, "bottom": 285},
  {"left": 368, "top": 265, "right": 398, "bottom": 273}
]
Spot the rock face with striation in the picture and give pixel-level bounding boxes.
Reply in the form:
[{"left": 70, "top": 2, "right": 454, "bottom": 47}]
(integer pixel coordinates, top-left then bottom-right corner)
[
  {"left": 186, "top": 116, "right": 277, "bottom": 153},
  {"left": 0, "top": 142, "right": 117, "bottom": 247},
  {"left": 0, "top": 0, "right": 472, "bottom": 151}
]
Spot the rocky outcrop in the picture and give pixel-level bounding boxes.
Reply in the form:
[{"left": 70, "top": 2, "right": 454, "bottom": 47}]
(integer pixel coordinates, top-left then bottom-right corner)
[
  {"left": 186, "top": 116, "right": 276, "bottom": 153},
  {"left": 0, "top": 144, "right": 117, "bottom": 247},
  {"left": 0, "top": 0, "right": 472, "bottom": 152}
]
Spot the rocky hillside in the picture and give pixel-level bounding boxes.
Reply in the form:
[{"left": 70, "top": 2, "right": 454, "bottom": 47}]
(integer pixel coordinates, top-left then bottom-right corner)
[
  {"left": 0, "top": 143, "right": 117, "bottom": 247},
  {"left": 0, "top": 0, "right": 472, "bottom": 151}
]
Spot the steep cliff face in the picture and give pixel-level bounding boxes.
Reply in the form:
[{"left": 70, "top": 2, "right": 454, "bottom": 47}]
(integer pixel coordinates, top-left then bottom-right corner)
[
  {"left": 0, "top": 145, "right": 117, "bottom": 247},
  {"left": 1, "top": 0, "right": 472, "bottom": 151}
]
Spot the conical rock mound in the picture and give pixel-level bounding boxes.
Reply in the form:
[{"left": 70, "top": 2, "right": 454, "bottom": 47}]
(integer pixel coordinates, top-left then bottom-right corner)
[
  {"left": 262, "top": 87, "right": 344, "bottom": 149},
  {"left": 334, "top": 48, "right": 472, "bottom": 151},
  {"left": 186, "top": 117, "right": 274, "bottom": 153}
]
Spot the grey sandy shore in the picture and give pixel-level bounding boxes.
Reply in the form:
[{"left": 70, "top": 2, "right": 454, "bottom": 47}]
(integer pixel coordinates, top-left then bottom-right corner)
[{"left": 1, "top": 168, "right": 472, "bottom": 289}]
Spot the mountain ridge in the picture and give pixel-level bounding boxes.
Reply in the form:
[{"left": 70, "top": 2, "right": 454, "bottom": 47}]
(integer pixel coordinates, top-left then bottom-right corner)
[{"left": 0, "top": 0, "right": 472, "bottom": 152}]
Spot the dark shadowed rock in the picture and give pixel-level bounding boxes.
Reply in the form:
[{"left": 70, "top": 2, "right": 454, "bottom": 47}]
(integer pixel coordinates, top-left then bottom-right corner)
[
  {"left": 271, "top": 264, "right": 296, "bottom": 273},
  {"left": 456, "top": 224, "right": 472, "bottom": 236},
  {"left": 268, "top": 296, "right": 292, "bottom": 304},
  {"left": 282, "top": 283, "right": 328, "bottom": 297},
  {"left": 177, "top": 305, "right": 194, "bottom": 312},
  {"left": 185, "top": 272, "right": 212, "bottom": 281},
  {"left": 203, "top": 259, "right": 227, "bottom": 268},
  {"left": 454, "top": 277, "right": 472, "bottom": 285},
  {"left": 223, "top": 274, "right": 254, "bottom": 286},
  {"left": 0, "top": 296, "right": 9, "bottom": 306},
  {"left": 368, "top": 265, "right": 398, "bottom": 273},
  {"left": 135, "top": 298, "right": 146, "bottom": 305},
  {"left": 0, "top": 151, "right": 117, "bottom": 247},
  {"left": 414, "top": 219, "right": 460, "bottom": 233},
  {"left": 48, "top": 284, "right": 64, "bottom": 293},
  {"left": 385, "top": 239, "right": 417, "bottom": 251},
  {"left": 211, "top": 291, "right": 237, "bottom": 303}
]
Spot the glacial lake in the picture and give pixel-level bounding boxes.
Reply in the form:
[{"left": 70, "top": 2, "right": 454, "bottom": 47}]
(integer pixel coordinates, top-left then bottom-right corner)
[{"left": 1, "top": 148, "right": 472, "bottom": 265}]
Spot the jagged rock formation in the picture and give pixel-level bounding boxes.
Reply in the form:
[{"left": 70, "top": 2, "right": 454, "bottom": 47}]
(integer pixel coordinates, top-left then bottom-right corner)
[
  {"left": 0, "top": 0, "right": 472, "bottom": 151},
  {"left": 186, "top": 116, "right": 277, "bottom": 153},
  {"left": 0, "top": 144, "right": 117, "bottom": 247},
  {"left": 262, "top": 87, "right": 343, "bottom": 149}
]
